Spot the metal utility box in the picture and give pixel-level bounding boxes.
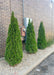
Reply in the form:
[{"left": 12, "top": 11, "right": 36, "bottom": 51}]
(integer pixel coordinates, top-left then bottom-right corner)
[{"left": 24, "top": 18, "right": 32, "bottom": 29}]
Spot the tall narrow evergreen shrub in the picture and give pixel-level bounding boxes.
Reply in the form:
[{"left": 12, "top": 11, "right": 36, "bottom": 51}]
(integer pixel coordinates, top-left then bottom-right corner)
[
  {"left": 5, "top": 12, "right": 23, "bottom": 66},
  {"left": 26, "top": 20, "right": 37, "bottom": 53},
  {"left": 37, "top": 22, "right": 47, "bottom": 49}
]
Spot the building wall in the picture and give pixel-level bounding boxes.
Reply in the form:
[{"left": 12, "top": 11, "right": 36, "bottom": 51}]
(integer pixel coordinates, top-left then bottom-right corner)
[
  {"left": 0, "top": 0, "right": 23, "bottom": 57},
  {"left": 0, "top": 0, "right": 10, "bottom": 56},
  {"left": 11, "top": 0, "right": 23, "bottom": 26},
  {"left": 0, "top": 0, "right": 54, "bottom": 57},
  {"left": 24, "top": 0, "right": 54, "bottom": 39}
]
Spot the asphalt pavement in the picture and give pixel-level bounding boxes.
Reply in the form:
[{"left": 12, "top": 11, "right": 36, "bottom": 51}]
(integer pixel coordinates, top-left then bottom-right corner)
[{"left": 27, "top": 53, "right": 54, "bottom": 75}]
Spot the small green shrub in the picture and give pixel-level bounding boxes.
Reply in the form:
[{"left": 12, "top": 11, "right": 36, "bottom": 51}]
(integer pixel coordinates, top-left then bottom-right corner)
[
  {"left": 26, "top": 20, "right": 37, "bottom": 53},
  {"left": 37, "top": 22, "right": 47, "bottom": 49},
  {"left": 47, "top": 38, "right": 54, "bottom": 47},
  {"left": 5, "top": 11, "right": 23, "bottom": 66}
]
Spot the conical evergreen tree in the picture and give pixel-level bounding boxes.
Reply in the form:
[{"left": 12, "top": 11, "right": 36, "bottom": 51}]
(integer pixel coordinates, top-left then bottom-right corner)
[
  {"left": 5, "top": 12, "right": 23, "bottom": 66},
  {"left": 37, "top": 22, "right": 47, "bottom": 49},
  {"left": 26, "top": 20, "right": 37, "bottom": 53}
]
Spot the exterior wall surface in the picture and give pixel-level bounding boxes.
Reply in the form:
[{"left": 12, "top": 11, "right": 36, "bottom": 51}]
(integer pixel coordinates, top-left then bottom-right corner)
[
  {"left": 0, "top": 0, "right": 23, "bottom": 57},
  {"left": 0, "top": 0, "right": 54, "bottom": 57},
  {"left": 0, "top": 0, "right": 11, "bottom": 56},
  {"left": 24, "top": 0, "right": 54, "bottom": 39}
]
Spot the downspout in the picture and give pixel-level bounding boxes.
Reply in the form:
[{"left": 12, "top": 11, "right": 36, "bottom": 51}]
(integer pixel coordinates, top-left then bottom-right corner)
[
  {"left": 22, "top": 0, "right": 24, "bottom": 25},
  {"left": 22, "top": 0, "right": 26, "bottom": 42}
]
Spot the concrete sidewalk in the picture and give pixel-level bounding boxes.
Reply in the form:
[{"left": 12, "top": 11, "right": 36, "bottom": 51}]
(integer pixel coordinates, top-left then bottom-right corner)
[{"left": 0, "top": 45, "right": 54, "bottom": 75}]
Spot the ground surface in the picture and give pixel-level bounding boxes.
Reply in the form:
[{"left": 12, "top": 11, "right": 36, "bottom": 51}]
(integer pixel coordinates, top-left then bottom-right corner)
[
  {"left": 27, "top": 53, "right": 54, "bottom": 75},
  {"left": 0, "top": 45, "right": 54, "bottom": 75}
]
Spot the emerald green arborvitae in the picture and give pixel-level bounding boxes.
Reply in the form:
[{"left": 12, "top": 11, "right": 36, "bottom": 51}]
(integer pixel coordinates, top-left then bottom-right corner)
[
  {"left": 37, "top": 22, "right": 47, "bottom": 49},
  {"left": 5, "top": 12, "right": 23, "bottom": 66},
  {"left": 26, "top": 20, "right": 37, "bottom": 53}
]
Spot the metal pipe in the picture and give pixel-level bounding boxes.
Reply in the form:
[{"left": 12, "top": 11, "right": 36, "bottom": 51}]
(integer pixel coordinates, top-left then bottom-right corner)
[{"left": 22, "top": 0, "right": 24, "bottom": 25}]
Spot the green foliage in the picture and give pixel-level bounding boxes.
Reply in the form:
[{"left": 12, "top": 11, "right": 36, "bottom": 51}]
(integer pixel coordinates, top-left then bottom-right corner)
[
  {"left": 26, "top": 20, "right": 37, "bottom": 53},
  {"left": 5, "top": 11, "right": 23, "bottom": 66},
  {"left": 47, "top": 38, "right": 54, "bottom": 47},
  {"left": 37, "top": 22, "right": 47, "bottom": 49}
]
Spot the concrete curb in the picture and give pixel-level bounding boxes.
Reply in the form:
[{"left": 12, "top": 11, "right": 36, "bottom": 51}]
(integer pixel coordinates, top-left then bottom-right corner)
[{"left": 24, "top": 50, "right": 54, "bottom": 75}]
